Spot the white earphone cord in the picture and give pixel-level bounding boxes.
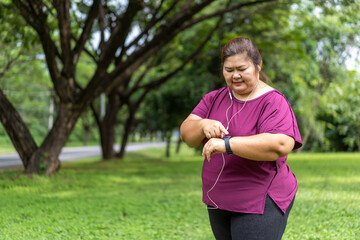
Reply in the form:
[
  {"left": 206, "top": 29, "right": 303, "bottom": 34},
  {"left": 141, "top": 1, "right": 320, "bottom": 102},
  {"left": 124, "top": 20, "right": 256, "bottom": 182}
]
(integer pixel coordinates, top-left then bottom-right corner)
[
  {"left": 225, "top": 81, "right": 259, "bottom": 130},
  {"left": 207, "top": 81, "right": 259, "bottom": 210}
]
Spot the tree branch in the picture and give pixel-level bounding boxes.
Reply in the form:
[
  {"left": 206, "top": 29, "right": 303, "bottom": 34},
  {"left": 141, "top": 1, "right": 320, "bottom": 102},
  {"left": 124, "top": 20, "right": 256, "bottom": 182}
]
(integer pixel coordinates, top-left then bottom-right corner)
[
  {"left": 130, "top": 0, "right": 276, "bottom": 72},
  {"left": 98, "top": 0, "right": 143, "bottom": 68},
  {"left": 80, "top": 0, "right": 277, "bottom": 107},
  {"left": 138, "top": 13, "right": 224, "bottom": 92},
  {"left": 0, "top": 89, "right": 38, "bottom": 168},
  {"left": 78, "top": 1, "right": 145, "bottom": 104},
  {"left": 73, "top": 0, "right": 100, "bottom": 65},
  {"left": 129, "top": 61, "right": 156, "bottom": 93},
  {"left": 108, "top": 0, "right": 214, "bottom": 84},
  {"left": 98, "top": 0, "right": 105, "bottom": 53},
  {"left": 12, "top": 0, "right": 69, "bottom": 100},
  {"left": 122, "top": 0, "right": 179, "bottom": 58},
  {"left": 0, "top": 51, "right": 22, "bottom": 78},
  {"left": 54, "top": 0, "right": 72, "bottom": 73},
  {"left": 179, "top": 0, "right": 278, "bottom": 32}
]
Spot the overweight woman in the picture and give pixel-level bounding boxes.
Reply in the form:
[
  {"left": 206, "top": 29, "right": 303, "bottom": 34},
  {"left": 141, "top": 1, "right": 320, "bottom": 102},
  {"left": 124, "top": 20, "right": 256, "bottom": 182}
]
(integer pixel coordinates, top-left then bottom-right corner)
[{"left": 180, "top": 37, "right": 302, "bottom": 240}]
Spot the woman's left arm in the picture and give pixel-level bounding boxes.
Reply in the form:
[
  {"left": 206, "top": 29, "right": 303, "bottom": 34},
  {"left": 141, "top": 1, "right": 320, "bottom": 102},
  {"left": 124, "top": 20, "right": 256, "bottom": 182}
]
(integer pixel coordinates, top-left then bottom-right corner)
[{"left": 202, "top": 133, "right": 295, "bottom": 161}]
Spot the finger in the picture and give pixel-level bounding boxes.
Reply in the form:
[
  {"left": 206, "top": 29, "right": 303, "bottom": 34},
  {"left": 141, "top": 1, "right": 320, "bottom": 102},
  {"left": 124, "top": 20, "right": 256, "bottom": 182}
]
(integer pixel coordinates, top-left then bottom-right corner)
[
  {"left": 220, "top": 125, "right": 229, "bottom": 135},
  {"left": 206, "top": 150, "right": 211, "bottom": 161},
  {"left": 205, "top": 129, "right": 213, "bottom": 139},
  {"left": 205, "top": 132, "right": 211, "bottom": 139},
  {"left": 202, "top": 143, "right": 208, "bottom": 156},
  {"left": 202, "top": 147, "right": 209, "bottom": 161},
  {"left": 209, "top": 127, "right": 217, "bottom": 138},
  {"left": 207, "top": 143, "right": 215, "bottom": 161},
  {"left": 214, "top": 128, "right": 222, "bottom": 138},
  {"left": 210, "top": 129, "right": 216, "bottom": 138},
  {"left": 214, "top": 122, "right": 228, "bottom": 137},
  {"left": 204, "top": 141, "right": 211, "bottom": 159}
]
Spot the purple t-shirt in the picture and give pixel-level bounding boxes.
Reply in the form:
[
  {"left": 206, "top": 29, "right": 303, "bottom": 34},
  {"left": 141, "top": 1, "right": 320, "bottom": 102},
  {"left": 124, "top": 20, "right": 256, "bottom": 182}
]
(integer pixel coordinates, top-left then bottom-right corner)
[{"left": 191, "top": 86, "right": 302, "bottom": 214}]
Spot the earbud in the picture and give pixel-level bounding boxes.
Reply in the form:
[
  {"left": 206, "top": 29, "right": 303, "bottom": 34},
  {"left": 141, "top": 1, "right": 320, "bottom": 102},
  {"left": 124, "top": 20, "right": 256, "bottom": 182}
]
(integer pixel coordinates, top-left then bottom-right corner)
[{"left": 228, "top": 89, "right": 232, "bottom": 100}]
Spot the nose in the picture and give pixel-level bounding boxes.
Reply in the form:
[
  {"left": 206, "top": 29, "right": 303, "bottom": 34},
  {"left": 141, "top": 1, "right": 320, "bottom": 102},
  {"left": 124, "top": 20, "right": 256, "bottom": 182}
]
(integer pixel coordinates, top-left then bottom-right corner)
[{"left": 233, "top": 71, "right": 241, "bottom": 79}]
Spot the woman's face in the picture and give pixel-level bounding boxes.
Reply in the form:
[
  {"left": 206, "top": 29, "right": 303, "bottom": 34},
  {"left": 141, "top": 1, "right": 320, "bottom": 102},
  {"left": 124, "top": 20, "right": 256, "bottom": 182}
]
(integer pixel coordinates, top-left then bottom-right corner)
[{"left": 222, "top": 53, "right": 261, "bottom": 100}]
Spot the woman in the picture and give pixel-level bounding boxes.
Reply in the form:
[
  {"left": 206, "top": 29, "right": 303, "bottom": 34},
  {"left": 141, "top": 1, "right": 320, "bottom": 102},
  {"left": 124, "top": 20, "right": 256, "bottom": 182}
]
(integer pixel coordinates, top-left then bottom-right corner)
[{"left": 180, "top": 37, "right": 302, "bottom": 240}]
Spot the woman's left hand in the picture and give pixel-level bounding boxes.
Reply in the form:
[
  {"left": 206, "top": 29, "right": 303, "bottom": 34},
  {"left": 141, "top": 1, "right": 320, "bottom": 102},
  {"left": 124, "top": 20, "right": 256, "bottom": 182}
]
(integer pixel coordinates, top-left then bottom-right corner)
[{"left": 202, "top": 138, "right": 226, "bottom": 161}]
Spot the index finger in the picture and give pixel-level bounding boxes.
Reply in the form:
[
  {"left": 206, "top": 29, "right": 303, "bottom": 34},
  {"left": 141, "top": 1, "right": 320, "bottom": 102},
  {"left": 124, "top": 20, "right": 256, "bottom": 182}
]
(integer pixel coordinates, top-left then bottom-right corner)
[{"left": 219, "top": 124, "right": 229, "bottom": 137}]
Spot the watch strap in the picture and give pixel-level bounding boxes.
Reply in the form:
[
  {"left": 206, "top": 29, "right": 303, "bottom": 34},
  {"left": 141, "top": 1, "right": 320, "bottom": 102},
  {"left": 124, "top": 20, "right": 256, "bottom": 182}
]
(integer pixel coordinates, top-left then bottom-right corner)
[{"left": 223, "top": 136, "right": 232, "bottom": 155}]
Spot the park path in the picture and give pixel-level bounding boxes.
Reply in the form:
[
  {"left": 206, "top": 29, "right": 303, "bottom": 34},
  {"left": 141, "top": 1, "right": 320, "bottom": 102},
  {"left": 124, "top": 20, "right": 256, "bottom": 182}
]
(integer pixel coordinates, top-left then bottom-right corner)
[{"left": 0, "top": 142, "right": 166, "bottom": 169}]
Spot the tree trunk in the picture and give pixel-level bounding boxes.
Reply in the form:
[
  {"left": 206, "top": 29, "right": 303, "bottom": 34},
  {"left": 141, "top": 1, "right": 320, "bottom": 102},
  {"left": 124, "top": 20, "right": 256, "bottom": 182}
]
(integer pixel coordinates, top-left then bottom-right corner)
[
  {"left": 99, "top": 91, "right": 121, "bottom": 159},
  {"left": 100, "top": 120, "right": 116, "bottom": 159},
  {"left": 149, "top": 131, "right": 154, "bottom": 142},
  {"left": 176, "top": 137, "right": 182, "bottom": 154},
  {"left": 25, "top": 103, "right": 82, "bottom": 174},
  {"left": 82, "top": 125, "right": 91, "bottom": 146},
  {"left": 165, "top": 132, "right": 172, "bottom": 158},
  {"left": 117, "top": 108, "right": 135, "bottom": 159},
  {"left": 1, "top": 81, "right": 84, "bottom": 175},
  {"left": 100, "top": 114, "right": 117, "bottom": 159}
]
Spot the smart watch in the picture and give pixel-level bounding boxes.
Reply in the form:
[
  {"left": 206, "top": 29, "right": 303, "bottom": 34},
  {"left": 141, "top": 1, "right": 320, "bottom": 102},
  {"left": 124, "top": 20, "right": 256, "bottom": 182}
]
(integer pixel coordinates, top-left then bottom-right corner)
[{"left": 223, "top": 136, "right": 232, "bottom": 155}]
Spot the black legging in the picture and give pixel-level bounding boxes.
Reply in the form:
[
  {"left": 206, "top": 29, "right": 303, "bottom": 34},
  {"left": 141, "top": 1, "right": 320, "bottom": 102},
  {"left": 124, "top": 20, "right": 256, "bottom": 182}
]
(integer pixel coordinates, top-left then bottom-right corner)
[{"left": 207, "top": 195, "right": 295, "bottom": 240}]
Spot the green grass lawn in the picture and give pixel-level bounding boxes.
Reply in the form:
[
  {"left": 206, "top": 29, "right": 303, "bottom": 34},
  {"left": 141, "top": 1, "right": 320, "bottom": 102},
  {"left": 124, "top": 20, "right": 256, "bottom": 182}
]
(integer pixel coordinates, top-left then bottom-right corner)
[{"left": 0, "top": 147, "right": 359, "bottom": 239}]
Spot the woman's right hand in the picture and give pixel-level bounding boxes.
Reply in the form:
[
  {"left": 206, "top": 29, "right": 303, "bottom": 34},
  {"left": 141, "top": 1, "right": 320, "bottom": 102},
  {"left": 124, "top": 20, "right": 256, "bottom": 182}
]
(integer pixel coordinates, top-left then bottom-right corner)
[
  {"left": 180, "top": 114, "right": 229, "bottom": 147},
  {"left": 201, "top": 119, "right": 229, "bottom": 139}
]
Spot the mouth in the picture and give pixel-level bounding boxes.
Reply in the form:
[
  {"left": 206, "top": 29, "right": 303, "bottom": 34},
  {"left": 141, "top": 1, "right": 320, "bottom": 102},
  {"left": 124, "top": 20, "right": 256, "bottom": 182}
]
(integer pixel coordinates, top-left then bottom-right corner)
[{"left": 232, "top": 81, "right": 244, "bottom": 86}]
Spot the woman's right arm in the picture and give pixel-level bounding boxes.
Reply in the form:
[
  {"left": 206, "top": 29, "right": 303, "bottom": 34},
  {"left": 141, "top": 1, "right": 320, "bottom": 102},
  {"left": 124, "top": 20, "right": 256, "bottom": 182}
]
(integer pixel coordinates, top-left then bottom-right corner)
[{"left": 180, "top": 114, "right": 228, "bottom": 148}]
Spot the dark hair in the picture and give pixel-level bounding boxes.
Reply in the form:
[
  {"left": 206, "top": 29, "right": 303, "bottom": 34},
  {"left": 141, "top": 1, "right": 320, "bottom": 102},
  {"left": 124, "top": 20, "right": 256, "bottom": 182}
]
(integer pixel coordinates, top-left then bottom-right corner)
[
  {"left": 221, "top": 37, "right": 269, "bottom": 81},
  {"left": 221, "top": 37, "right": 262, "bottom": 68}
]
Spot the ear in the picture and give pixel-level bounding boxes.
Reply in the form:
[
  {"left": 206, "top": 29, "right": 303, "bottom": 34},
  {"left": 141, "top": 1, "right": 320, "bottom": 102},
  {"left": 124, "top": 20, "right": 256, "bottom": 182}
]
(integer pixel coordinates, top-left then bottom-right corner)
[{"left": 258, "top": 60, "right": 262, "bottom": 71}]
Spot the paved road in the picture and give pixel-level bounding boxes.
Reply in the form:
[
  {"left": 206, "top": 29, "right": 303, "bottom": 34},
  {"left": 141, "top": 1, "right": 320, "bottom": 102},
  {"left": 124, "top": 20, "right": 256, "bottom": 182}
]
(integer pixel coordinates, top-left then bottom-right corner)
[{"left": 0, "top": 142, "right": 166, "bottom": 169}]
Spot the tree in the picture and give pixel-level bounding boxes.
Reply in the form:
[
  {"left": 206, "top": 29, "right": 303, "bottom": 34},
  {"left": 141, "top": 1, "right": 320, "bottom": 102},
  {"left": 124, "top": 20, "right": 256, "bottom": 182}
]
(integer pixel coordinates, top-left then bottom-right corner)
[
  {"left": 97, "top": 14, "right": 224, "bottom": 159},
  {"left": 0, "top": 0, "right": 277, "bottom": 174},
  {"left": 320, "top": 72, "right": 360, "bottom": 151}
]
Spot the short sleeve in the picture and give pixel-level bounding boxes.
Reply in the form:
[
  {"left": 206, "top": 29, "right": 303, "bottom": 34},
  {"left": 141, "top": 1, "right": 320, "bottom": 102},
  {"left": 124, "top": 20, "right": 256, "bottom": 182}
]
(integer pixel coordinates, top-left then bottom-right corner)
[
  {"left": 191, "top": 90, "right": 219, "bottom": 118},
  {"left": 258, "top": 93, "right": 302, "bottom": 150}
]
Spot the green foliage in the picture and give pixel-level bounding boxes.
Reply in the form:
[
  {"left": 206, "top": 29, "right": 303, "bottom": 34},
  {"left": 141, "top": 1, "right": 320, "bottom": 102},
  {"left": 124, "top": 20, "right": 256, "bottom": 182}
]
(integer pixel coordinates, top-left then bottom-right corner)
[
  {"left": 138, "top": 69, "right": 216, "bottom": 137},
  {"left": 0, "top": 2, "right": 39, "bottom": 48},
  {"left": 0, "top": 35, "right": 99, "bottom": 146},
  {"left": 0, "top": 59, "right": 51, "bottom": 145},
  {"left": 319, "top": 72, "right": 360, "bottom": 151},
  {"left": 0, "top": 1, "right": 50, "bottom": 146},
  {"left": 0, "top": 149, "right": 359, "bottom": 239},
  {"left": 75, "top": 54, "right": 97, "bottom": 88},
  {"left": 61, "top": 54, "right": 101, "bottom": 144}
]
